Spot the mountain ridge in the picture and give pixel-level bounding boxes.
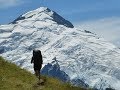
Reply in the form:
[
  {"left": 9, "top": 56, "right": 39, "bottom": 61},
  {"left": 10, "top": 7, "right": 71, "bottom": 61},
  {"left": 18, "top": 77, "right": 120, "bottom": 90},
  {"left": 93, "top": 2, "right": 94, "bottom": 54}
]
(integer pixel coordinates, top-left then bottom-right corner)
[
  {"left": 0, "top": 7, "right": 120, "bottom": 90},
  {"left": 11, "top": 7, "right": 74, "bottom": 28}
]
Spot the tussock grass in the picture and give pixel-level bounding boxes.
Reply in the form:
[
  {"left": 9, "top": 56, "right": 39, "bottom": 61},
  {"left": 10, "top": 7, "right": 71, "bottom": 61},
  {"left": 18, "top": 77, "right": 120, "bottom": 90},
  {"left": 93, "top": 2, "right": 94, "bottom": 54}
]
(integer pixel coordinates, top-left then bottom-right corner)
[{"left": 0, "top": 56, "right": 89, "bottom": 90}]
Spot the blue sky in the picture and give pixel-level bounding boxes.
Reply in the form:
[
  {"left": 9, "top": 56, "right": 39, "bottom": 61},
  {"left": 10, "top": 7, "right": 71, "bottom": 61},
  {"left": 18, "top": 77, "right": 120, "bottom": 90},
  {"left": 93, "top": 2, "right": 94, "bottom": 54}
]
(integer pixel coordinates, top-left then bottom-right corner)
[
  {"left": 0, "top": 0, "right": 120, "bottom": 24},
  {"left": 0, "top": 0, "right": 120, "bottom": 46}
]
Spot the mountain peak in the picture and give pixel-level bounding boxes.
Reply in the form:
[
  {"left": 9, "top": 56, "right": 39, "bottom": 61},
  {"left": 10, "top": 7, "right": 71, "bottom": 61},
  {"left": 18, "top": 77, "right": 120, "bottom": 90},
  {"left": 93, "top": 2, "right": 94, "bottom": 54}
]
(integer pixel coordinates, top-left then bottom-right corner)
[
  {"left": 11, "top": 7, "right": 74, "bottom": 28},
  {"left": 1, "top": 7, "right": 120, "bottom": 90}
]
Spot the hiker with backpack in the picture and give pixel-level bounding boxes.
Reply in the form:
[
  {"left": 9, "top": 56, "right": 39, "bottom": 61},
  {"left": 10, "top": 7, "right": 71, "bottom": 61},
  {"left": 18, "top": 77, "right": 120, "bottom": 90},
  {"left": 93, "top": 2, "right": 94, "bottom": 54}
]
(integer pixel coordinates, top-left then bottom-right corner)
[{"left": 31, "top": 49, "right": 43, "bottom": 80}]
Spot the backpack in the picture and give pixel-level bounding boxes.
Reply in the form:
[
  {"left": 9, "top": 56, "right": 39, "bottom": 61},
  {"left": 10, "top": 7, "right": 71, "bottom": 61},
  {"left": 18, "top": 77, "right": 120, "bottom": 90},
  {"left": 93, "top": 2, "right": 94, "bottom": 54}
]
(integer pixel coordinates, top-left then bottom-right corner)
[{"left": 32, "top": 50, "right": 43, "bottom": 65}]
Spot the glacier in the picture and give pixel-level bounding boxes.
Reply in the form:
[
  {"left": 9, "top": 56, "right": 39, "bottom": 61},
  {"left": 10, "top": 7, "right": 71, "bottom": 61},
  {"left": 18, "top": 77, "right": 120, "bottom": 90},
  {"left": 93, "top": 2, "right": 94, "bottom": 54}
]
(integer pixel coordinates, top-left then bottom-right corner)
[{"left": 0, "top": 7, "right": 120, "bottom": 90}]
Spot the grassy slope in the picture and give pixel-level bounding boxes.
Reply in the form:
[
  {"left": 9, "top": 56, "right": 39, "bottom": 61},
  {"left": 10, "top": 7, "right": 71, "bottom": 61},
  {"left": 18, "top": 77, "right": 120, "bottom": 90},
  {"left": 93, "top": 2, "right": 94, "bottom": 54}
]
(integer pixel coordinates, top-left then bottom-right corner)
[{"left": 0, "top": 57, "right": 88, "bottom": 90}]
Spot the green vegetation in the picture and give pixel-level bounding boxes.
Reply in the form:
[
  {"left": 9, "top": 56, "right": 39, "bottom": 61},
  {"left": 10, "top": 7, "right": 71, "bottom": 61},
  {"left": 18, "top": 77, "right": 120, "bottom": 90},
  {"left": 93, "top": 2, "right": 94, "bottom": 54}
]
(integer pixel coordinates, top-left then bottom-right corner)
[{"left": 0, "top": 56, "right": 89, "bottom": 90}]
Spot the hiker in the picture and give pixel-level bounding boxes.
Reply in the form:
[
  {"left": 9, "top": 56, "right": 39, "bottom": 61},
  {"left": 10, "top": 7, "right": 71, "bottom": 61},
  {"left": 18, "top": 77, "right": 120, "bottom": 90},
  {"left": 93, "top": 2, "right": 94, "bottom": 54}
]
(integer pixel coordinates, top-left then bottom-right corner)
[{"left": 31, "top": 49, "right": 43, "bottom": 80}]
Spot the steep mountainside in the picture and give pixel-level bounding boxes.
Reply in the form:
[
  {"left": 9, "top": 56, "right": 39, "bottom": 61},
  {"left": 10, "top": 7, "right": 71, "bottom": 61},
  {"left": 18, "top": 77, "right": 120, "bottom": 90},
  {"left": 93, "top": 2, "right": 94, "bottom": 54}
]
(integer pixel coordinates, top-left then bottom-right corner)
[
  {"left": 0, "top": 7, "right": 120, "bottom": 90},
  {"left": 0, "top": 57, "right": 85, "bottom": 90}
]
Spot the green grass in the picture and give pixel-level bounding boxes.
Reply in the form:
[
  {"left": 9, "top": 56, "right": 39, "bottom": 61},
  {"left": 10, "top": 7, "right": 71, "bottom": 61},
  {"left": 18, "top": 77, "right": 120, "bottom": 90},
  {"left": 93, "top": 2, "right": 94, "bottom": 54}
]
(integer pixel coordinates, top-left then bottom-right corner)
[{"left": 0, "top": 56, "right": 89, "bottom": 90}]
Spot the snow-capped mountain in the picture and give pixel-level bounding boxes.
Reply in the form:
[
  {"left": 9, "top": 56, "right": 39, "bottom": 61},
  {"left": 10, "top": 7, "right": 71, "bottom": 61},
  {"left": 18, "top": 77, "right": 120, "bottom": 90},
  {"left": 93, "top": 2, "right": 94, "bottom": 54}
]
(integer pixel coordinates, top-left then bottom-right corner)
[{"left": 0, "top": 7, "right": 120, "bottom": 90}]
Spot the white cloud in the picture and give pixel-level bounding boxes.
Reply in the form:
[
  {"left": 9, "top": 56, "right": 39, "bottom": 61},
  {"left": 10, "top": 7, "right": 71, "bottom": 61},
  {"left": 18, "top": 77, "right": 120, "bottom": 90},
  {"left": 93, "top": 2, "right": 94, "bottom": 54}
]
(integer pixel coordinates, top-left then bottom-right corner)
[
  {"left": 75, "top": 17, "right": 120, "bottom": 47},
  {"left": 0, "top": 0, "right": 24, "bottom": 8}
]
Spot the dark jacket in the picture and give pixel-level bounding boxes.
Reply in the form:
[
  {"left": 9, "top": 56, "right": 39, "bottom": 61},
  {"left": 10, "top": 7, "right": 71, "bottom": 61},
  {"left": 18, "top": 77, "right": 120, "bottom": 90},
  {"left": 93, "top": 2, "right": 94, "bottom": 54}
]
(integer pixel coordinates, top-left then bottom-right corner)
[{"left": 31, "top": 50, "right": 43, "bottom": 70}]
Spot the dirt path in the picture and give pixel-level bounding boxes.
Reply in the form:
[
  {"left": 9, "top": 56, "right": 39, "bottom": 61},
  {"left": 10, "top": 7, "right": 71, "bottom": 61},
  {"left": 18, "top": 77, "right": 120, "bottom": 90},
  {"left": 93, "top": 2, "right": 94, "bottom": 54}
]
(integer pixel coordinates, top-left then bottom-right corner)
[{"left": 33, "top": 79, "right": 45, "bottom": 90}]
